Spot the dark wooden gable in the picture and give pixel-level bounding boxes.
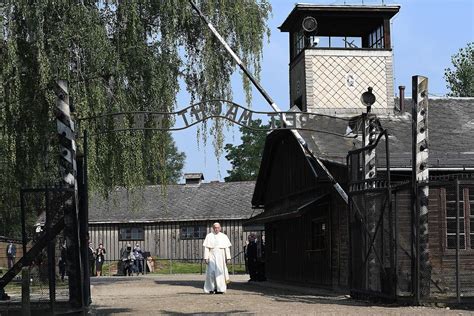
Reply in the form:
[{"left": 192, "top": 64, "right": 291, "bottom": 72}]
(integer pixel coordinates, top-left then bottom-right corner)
[{"left": 252, "top": 130, "right": 326, "bottom": 212}]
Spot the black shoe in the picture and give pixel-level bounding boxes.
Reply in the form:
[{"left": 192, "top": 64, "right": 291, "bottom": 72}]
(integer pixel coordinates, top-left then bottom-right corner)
[
  {"left": 0, "top": 292, "right": 10, "bottom": 301},
  {"left": 215, "top": 291, "right": 224, "bottom": 294}
]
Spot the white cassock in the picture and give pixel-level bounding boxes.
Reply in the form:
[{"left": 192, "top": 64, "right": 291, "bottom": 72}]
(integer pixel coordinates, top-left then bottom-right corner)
[{"left": 203, "top": 232, "right": 231, "bottom": 293}]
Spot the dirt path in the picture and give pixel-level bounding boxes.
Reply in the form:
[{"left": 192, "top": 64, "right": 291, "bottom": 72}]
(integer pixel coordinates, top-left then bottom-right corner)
[{"left": 89, "top": 274, "right": 472, "bottom": 315}]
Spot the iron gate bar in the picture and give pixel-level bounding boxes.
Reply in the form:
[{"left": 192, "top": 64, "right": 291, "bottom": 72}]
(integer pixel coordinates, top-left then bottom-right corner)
[
  {"left": 386, "top": 127, "right": 395, "bottom": 297},
  {"left": 429, "top": 179, "right": 474, "bottom": 186},
  {"left": 80, "top": 125, "right": 353, "bottom": 138},
  {"left": 349, "top": 187, "right": 390, "bottom": 195},
  {"left": 455, "top": 178, "right": 460, "bottom": 303},
  {"left": 347, "top": 130, "right": 388, "bottom": 221},
  {"left": 77, "top": 130, "right": 91, "bottom": 306},
  {"left": 360, "top": 194, "right": 389, "bottom": 274},
  {"left": 45, "top": 188, "right": 56, "bottom": 314},
  {"left": 19, "top": 187, "right": 76, "bottom": 193},
  {"left": 347, "top": 129, "right": 396, "bottom": 297},
  {"left": 430, "top": 173, "right": 474, "bottom": 181},
  {"left": 20, "top": 190, "right": 27, "bottom": 264}
]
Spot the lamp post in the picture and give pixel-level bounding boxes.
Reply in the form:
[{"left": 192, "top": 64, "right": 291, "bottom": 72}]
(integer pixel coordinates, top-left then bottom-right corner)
[{"left": 361, "top": 87, "right": 379, "bottom": 291}]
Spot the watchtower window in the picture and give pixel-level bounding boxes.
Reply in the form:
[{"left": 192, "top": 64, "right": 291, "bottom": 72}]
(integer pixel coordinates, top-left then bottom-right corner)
[
  {"left": 294, "top": 30, "right": 305, "bottom": 56},
  {"left": 368, "top": 25, "right": 385, "bottom": 49},
  {"left": 312, "top": 36, "right": 362, "bottom": 49},
  {"left": 293, "top": 34, "right": 365, "bottom": 58}
]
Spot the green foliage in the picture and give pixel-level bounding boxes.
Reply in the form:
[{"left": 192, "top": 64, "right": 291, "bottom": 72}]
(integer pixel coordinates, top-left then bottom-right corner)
[
  {"left": 224, "top": 119, "right": 268, "bottom": 182},
  {"left": 152, "top": 259, "right": 246, "bottom": 274},
  {"left": 0, "top": 1, "right": 271, "bottom": 236},
  {"left": 146, "top": 135, "right": 185, "bottom": 185},
  {"left": 444, "top": 42, "right": 474, "bottom": 97}
]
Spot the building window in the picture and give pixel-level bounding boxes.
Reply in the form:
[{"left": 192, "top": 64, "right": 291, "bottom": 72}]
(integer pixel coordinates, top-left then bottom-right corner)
[
  {"left": 311, "top": 219, "right": 327, "bottom": 250},
  {"left": 470, "top": 188, "right": 474, "bottom": 248},
  {"left": 119, "top": 227, "right": 144, "bottom": 241},
  {"left": 368, "top": 25, "right": 384, "bottom": 48},
  {"left": 315, "top": 36, "right": 361, "bottom": 49},
  {"left": 295, "top": 33, "right": 362, "bottom": 53},
  {"left": 445, "top": 186, "right": 474, "bottom": 250},
  {"left": 180, "top": 225, "right": 207, "bottom": 239},
  {"left": 294, "top": 30, "right": 305, "bottom": 56}
]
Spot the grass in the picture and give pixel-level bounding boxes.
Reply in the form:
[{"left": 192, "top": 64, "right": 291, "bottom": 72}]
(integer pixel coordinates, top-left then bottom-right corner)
[
  {"left": 98, "top": 258, "right": 247, "bottom": 275},
  {"left": 152, "top": 259, "right": 246, "bottom": 275},
  {"left": 3, "top": 278, "right": 69, "bottom": 294},
  {"left": 0, "top": 259, "right": 247, "bottom": 280},
  {"left": 153, "top": 259, "right": 204, "bottom": 274}
]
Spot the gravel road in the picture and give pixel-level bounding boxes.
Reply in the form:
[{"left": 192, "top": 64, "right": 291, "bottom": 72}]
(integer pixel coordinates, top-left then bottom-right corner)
[{"left": 89, "top": 274, "right": 473, "bottom": 315}]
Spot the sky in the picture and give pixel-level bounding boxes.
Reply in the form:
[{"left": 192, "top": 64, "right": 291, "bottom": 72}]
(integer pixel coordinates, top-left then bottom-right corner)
[{"left": 173, "top": 0, "right": 474, "bottom": 182}]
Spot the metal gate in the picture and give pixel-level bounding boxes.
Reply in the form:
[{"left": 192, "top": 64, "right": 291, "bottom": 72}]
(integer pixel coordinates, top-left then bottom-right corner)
[{"left": 347, "top": 122, "right": 396, "bottom": 299}]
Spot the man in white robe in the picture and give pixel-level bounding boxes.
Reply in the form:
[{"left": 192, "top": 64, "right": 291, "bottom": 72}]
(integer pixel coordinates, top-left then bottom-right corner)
[{"left": 203, "top": 222, "right": 232, "bottom": 294}]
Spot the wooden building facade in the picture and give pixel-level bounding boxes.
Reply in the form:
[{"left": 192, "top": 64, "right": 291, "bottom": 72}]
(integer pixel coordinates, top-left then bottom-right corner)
[
  {"left": 394, "top": 180, "right": 474, "bottom": 297},
  {"left": 89, "top": 219, "right": 253, "bottom": 264},
  {"left": 88, "top": 176, "right": 259, "bottom": 264},
  {"left": 250, "top": 130, "right": 350, "bottom": 288}
]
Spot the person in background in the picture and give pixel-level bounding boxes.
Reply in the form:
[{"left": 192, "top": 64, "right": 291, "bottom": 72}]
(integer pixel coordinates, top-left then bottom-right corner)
[
  {"left": 256, "top": 234, "right": 266, "bottom": 281},
  {"left": 35, "top": 223, "right": 43, "bottom": 234},
  {"left": 95, "top": 243, "right": 106, "bottom": 276},
  {"left": 121, "top": 243, "right": 134, "bottom": 276},
  {"left": 133, "top": 243, "right": 144, "bottom": 275},
  {"left": 6, "top": 241, "right": 16, "bottom": 269},
  {"left": 146, "top": 256, "right": 155, "bottom": 273},
  {"left": 58, "top": 243, "right": 67, "bottom": 281},
  {"left": 88, "top": 242, "right": 95, "bottom": 276},
  {"left": 245, "top": 234, "right": 258, "bottom": 282}
]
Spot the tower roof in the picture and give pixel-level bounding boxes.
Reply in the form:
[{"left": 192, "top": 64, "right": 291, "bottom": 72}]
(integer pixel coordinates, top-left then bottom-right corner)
[{"left": 279, "top": 4, "right": 400, "bottom": 35}]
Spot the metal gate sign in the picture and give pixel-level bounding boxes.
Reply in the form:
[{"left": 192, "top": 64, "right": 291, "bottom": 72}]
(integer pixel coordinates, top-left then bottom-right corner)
[{"left": 78, "top": 100, "right": 348, "bottom": 136}]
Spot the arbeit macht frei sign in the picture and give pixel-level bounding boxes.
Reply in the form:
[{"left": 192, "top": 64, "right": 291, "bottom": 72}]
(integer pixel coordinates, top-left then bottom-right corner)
[{"left": 78, "top": 100, "right": 342, "bottom": 135}]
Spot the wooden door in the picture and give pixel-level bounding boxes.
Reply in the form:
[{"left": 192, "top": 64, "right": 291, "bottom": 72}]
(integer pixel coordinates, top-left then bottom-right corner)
[{"left": 305, "top": 204, "right": 331, "bottom": 285}]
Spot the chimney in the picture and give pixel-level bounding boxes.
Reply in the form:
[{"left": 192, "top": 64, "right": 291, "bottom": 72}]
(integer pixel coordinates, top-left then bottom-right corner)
[
  {"left": 184, "top": 173, "right": 204, "bottom": 186},
  {"left": 398, "top": 86, "right": 405, "bottom": 112}
]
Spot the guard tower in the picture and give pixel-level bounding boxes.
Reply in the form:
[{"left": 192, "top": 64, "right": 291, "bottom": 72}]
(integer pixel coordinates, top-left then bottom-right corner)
[{"left": 280, "top": 4, "right": 400, "bottom": 116}]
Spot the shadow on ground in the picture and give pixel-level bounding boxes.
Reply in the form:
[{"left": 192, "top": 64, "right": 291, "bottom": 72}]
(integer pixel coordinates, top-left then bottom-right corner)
[
  {"left": 89, "top": 277, "right": 473, "bottom": 313},
  {"left": 88, "top": 307, "right": 134, "bottom": 315},
  {"left": 151, "top": 279, "right": 415, "bottom": 310},
  {"left": 158, "top": 310, "right": 250, "bottom": 315}
]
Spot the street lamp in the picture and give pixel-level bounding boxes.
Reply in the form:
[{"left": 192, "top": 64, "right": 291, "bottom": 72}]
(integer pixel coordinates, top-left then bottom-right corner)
[{"left": 361, "top": 87, "right": 376, "bottom": 113}]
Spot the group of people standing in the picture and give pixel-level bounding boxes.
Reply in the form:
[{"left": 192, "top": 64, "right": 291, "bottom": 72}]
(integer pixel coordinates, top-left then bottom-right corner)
[
  {"left": 84, "top": 241, "right": 149, "bottom": 276},
  {"left": 120, "top": 243, "right": 145, "bottom": 276},
  {"left": 86, "top": 241, "right": 147, "bottom": 277},
  {"left": 88, "top": 242, "right": 107, "bottom": 277}
]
